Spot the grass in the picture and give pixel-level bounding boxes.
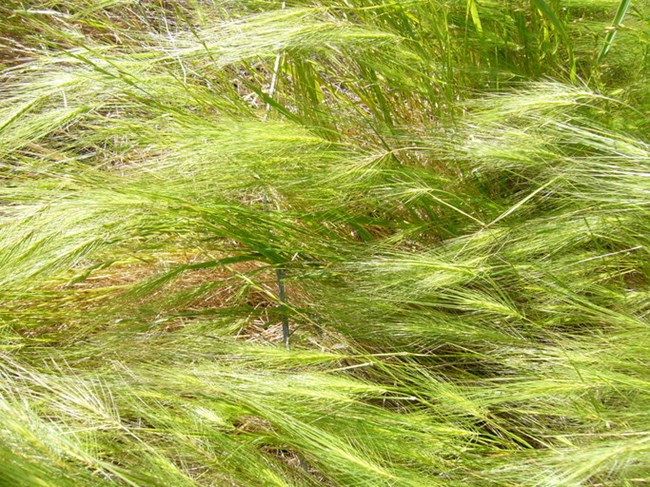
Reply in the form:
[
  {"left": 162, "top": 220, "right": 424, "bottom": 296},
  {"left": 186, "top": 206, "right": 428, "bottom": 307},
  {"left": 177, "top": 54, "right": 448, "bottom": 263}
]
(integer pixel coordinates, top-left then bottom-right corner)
[{"left": 0, "top": 0, "right": 648, "bottom": 485}]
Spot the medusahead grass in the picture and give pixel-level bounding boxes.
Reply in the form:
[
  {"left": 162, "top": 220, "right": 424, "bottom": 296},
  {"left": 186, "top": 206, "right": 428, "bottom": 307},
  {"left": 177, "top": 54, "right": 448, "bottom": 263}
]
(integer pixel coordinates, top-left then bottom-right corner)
[{"left": 0, "top": 1, "right": 648, "bottom": 486}]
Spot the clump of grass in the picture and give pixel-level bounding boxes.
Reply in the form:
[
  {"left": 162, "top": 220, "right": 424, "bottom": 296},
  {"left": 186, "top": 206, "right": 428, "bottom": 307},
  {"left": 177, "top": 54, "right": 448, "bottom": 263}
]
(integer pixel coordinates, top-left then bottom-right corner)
[{"left": 0, "top": 1, "right": 648, "bottom": 485}]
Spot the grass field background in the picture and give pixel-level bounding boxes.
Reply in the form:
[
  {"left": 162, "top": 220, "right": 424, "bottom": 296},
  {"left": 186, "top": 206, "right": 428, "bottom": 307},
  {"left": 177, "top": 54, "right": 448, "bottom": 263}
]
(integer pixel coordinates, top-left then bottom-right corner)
[{"left": 0, "top": 1, "right": 648, "bottom": 485}]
